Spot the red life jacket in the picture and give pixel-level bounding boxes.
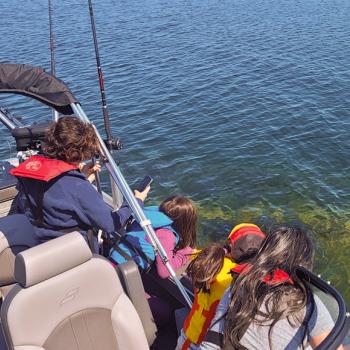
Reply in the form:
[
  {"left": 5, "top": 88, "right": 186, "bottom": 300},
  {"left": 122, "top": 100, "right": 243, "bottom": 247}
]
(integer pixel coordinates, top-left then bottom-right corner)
[
  {"left": 231, "top": 263, "right": 294, "bottom": 285},
  {"left": 10, "top": 155, "right": 78, "bottom": 182}
]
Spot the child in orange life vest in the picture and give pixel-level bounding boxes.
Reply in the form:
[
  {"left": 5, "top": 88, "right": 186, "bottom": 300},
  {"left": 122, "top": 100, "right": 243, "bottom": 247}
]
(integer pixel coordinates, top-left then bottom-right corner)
[{"left": 176, "top": 223, "right": 266, "bottom": 350}]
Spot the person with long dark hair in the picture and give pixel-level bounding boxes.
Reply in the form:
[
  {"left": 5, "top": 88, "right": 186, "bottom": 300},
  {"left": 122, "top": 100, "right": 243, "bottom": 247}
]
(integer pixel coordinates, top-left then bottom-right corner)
[
  {"left": 110, "top": 195, "right": 197, "bottom": 276},
  {"left": 176, "top": 223, "right": 266, "bottom": 350},
  {"left": 11, "top": 117, "right": 149, "bottom": 248},
  {"left": 198, "top": 225, "right": 338, "bottom": 350}
]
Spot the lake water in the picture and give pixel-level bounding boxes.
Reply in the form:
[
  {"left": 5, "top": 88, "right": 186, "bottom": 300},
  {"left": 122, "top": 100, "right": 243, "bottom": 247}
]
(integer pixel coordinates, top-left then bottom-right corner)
[{"left": 0, "top": 0, "right": 349, "bottom": 303}]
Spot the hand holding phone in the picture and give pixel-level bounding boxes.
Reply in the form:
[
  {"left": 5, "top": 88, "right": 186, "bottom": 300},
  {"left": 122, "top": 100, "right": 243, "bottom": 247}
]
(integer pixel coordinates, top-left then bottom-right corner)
[
  {"left": 134, "top": 176, "right": 153, "bottom": 202},
  {"left": 136, "top": 175, "right": 153, "bottom": 192}
]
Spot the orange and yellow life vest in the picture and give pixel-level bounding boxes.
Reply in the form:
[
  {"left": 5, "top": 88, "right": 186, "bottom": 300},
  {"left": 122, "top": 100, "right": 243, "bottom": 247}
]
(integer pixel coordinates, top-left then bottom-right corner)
[{"left": 182, "top": 257, "right": 237, "bottom": 347}]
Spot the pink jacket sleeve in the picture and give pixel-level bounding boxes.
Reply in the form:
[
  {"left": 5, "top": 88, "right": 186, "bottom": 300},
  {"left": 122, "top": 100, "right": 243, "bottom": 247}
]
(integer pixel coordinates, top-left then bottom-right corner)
[{"left": 152, "top": 228, "right": 194, "bottom": 279}]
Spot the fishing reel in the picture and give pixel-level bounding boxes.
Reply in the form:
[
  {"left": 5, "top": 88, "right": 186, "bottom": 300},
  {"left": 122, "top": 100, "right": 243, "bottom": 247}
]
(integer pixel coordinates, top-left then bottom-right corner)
[{"left": 105, "top": 137, "right": 123, "bottom": 151}]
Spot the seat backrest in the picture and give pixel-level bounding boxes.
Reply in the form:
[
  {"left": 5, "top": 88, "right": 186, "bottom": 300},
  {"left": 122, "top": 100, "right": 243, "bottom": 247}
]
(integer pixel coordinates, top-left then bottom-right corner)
[
  {"left": 0, "top": 214, "right": 37, "bottom": 298},
  {"left": 0, "top": 232, "right": 149, "bottom": 350},
  {"left": 116, "top": 261, "right": 157, "bottom": 346}
]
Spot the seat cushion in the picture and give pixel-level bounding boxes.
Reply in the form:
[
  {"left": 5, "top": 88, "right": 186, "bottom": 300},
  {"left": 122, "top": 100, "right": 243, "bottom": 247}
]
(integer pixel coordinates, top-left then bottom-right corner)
[
  {"left": 2, "top": 257, "right": 149, "bottom": 350},
  {"left": 44, "top": 308, "right": 118, "bottom": 350}
]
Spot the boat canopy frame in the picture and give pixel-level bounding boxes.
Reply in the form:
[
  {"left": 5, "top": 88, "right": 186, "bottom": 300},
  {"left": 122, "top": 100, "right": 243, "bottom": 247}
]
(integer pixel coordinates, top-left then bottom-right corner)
[
  {"left": 0, "top": 63, "right": 77, "bottom": 115},
  {"left": 0, "top": 62, "right": 193, "bottom": 307}
]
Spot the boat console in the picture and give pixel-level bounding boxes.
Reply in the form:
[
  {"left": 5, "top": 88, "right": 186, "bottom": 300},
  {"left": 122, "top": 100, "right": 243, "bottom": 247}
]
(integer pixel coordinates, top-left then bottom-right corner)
[{"left": 11, "top": 120, "right": 52, "bottom": 152}]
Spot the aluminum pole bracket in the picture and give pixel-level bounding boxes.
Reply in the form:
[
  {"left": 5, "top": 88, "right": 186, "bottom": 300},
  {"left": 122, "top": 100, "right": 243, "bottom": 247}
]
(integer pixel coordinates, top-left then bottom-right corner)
[{"left": 140, "top": 219, "right": 151, "bottom": 227}]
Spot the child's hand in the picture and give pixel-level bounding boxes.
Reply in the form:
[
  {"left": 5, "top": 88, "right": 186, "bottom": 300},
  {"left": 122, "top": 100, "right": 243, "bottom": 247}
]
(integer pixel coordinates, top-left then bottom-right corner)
[
  {"left": 79, "top": 162, "right": 101, "bottom": 183},
  {"left": 134, "top": 185, "right": 151, "bottom": 202}
]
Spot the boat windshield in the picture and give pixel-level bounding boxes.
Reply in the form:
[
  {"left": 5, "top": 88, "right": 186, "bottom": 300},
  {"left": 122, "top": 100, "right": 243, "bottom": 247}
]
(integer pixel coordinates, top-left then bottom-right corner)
[
  {"left": 298, "top": 268, "right": 350, "bottom": 350},
  {"left": 314, "top": 285, "right": 350, "bottom": 349}
]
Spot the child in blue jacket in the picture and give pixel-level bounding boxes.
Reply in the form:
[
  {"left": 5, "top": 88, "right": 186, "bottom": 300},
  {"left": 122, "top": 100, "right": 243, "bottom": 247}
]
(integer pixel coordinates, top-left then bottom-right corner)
[{"left": 11, "top": 117, "right": 148, "bottom": 248}]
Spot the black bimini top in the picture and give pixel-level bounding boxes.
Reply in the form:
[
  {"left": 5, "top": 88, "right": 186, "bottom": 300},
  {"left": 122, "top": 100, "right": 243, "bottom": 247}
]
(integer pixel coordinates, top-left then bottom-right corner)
[{"left": 0, "top": 63, "right": 78, "bottom": 115}]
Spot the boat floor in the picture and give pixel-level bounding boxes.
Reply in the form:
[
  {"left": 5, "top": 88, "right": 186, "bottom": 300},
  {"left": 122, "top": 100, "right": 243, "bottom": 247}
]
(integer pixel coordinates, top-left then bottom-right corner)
[{"left": 153, "top": 321, "right": 179, "bottom": 350}]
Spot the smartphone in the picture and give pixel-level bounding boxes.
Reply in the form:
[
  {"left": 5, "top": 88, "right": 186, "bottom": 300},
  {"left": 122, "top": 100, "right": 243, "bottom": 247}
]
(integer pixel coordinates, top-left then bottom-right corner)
[{"left": 136, "top": 175, "right": 153, "bottom": 192}]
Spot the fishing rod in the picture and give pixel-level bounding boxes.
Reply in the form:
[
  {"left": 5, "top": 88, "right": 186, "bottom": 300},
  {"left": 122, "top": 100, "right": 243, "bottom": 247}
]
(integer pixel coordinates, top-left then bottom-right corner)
[
  {"left": 48, "top": 0, "right": 59, "bottom": 122},
  {"left": 87, "top": 0, "right": 123, "bottom": 198},
  {"left": 87, "top": 0, "right": 121, "bottom": 151},
  {"left": 85, "top": 0, "right": 192, "bottom": 306},
  {"left": 47, "top": 0, "right": 103, "bottom": 194}
]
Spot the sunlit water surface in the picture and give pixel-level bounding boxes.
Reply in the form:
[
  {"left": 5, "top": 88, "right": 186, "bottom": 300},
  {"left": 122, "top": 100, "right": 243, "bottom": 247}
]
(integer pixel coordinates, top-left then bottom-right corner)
[{"left": 0, "top": 0, "right": 349, "bottom": 303}]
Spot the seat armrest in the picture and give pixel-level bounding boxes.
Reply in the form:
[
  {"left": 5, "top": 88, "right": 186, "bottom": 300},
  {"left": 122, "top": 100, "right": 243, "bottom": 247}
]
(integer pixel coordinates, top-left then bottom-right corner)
[
  {"left": 0, "top": 320, "right": 9, "bottom": 350},
  {"left": 116, "top": 261, "right": 157, "bottom": 346}
]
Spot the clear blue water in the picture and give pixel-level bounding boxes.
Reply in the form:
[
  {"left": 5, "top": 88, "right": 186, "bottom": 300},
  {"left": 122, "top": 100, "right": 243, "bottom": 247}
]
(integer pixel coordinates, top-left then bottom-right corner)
[{"left": 0, "top": 0, "right": 349, "bottom": 303}]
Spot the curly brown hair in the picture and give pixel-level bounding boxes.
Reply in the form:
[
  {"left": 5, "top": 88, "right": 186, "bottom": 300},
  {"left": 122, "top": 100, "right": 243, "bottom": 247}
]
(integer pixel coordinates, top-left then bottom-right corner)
[{"left": 43, "top": 117, "right": 100, "bottom": 164}]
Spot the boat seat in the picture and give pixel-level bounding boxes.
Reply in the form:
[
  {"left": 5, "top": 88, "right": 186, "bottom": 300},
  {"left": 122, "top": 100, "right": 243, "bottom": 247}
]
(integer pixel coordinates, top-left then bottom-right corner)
[
  {"left": 0, "top": 178, "right": 18, "bottom": 218},
  {"left": 0, "top": 178, "right": 17, "bottom": 203},
  {"left": 0, "top": 214, "right": 37, "bottom": 300},
  {"left": 0, "top": 232, "right": 149, "bottom": 350},
  {"left": 116, "top": 261, "right": 157, "bottom": 346},
  {"left": 0, "top": 160, "right": 18, "bottom": 218}
]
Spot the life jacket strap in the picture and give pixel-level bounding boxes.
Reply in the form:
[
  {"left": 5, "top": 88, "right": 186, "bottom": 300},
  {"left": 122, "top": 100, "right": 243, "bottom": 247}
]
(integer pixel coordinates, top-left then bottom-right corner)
[
  {"left": 87, "top": 228, "right": 96, "bottom": 252},
  {"left": 112, "top": 234, "right": 154, "bottom": 273},
  {"left": 19, "top": 178, "right": 46, "bottom": 228},
  {"left": 203, "top": 330, "right": 223, "bottom": 347},
  {"left": 19, "top": 178, "right": 96, "bottom": 252}
]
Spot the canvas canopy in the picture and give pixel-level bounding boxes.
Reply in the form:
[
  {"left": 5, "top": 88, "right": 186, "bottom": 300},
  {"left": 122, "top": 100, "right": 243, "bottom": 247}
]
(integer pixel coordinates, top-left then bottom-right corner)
[{"left": 0, "top": 63, "right": 78, "bottom": 114}]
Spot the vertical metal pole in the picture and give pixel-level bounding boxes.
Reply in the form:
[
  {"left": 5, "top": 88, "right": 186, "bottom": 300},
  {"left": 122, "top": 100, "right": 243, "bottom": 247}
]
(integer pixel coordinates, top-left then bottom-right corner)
[
  {"left": 72, "top": 103, "right": 192, "bottom": 307},
  {"left": 0, "top": 110, "right": 16, "bottom": 130},
  {"left": 110, "top": 179, "right": 123, "bottom": 209}
]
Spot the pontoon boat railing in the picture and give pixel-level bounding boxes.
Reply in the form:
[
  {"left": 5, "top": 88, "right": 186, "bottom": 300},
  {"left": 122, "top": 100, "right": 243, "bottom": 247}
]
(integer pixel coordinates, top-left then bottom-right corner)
[
  {"left": 297, "top": 267, "right": 350, "bottom": 350},
  {"left": 71, "top": 102, "right": 193, "bottom": 307}
]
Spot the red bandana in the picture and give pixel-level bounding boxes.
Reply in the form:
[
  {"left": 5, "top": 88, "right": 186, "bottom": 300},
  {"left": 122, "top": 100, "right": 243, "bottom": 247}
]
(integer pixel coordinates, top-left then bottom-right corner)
[{"left": 231, "top": 263, "right": 294, "bottom": 285}]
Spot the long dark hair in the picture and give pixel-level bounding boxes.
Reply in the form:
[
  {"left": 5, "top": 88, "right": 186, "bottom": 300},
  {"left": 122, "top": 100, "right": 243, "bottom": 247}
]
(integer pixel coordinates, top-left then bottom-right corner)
[
  {"left": 159, "top": 195, "right": 197, "bottom": 251},
  {"left": 224, "top": 225, "right": 315, "bottom": 350},
  {"left": 186, "top": 243, "right": 226, "bottom": 293}
]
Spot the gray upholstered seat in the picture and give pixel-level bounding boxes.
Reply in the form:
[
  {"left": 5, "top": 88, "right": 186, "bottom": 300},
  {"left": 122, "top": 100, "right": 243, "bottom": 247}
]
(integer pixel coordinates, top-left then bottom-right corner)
[
  {"left": 0, "top": 214, "right": 37, "bottom": 300},
  {"left": 0, "top": 177, "right": 18, "bottom": 218},
  {"left": 0, "top": 232, "right": 149, "bottom": 350},
  {"left": 116, "top": 262, "right": 157, "bottom": 346}
]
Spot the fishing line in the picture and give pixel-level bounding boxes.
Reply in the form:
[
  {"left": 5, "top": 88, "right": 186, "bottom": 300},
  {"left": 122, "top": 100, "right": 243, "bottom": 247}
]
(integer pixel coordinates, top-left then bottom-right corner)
[
  {"left": 86, "top": 0, "right": 123, "bottom": 199},
  {"left": 87, "top": 0, "right": 114, "bottom": 149},
  {"left": 48, "top": 0, "right": 59, "bottom": 121}
]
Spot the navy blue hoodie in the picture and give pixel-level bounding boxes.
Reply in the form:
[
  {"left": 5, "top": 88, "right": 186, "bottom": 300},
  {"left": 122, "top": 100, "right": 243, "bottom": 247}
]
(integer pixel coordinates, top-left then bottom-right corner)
[{"left": 15, "top": 170, "right": 136, "bottom": 244}]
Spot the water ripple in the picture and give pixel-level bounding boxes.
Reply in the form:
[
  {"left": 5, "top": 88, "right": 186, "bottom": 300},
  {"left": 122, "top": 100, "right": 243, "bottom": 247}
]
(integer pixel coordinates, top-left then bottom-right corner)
[{"left": 1, "top": 0, "right": 350, "bottom": 301}]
